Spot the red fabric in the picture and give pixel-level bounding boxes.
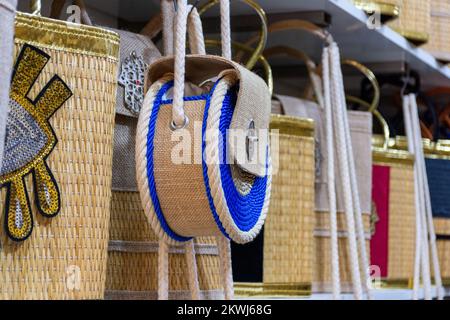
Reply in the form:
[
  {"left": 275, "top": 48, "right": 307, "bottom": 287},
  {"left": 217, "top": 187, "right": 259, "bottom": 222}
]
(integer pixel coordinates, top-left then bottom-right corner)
[{"left": 370, "top": 165, "right": 390, "bottom": 278}]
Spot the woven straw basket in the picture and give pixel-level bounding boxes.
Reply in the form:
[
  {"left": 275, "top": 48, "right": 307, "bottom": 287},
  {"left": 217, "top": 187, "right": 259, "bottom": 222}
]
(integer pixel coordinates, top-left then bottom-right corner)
[
  {"left": 105, "top": 191, "right": 224, "bottom": 300},
  {"left": 424, "top": 0, "right": 450, "bottom": 63},
  {"left": 372, "top": 143, "right": 416, "bottom": 285},
  {"left": 234, "top": 114, "right": 315, "bottom": 297},
  {"left": 0, "top": 12, "right": 119, "bottom": 299},
  {"left": 387, "top": 0, "right": 431, "bottom": 45}
]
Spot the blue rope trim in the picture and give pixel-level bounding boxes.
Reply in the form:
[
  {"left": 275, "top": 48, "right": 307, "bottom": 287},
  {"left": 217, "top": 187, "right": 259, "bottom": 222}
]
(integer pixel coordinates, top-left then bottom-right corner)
[
  {"left": 201, "top": 81, "right": 230, "bottom": 238},
  {"left": 146, "top": 80, "right": 192, "bottom": 242},
  {"left": 160, "top": 94, "right": 209, "bottom": 105},
  {"left": 218, "top": 91, "right": 268, "bottom": 231},
  {"left": 146, "top": 78, "right": 269, "bottom": 241},
  {"left": 202, "top": 81, "right": 268, "bottom": 238}
]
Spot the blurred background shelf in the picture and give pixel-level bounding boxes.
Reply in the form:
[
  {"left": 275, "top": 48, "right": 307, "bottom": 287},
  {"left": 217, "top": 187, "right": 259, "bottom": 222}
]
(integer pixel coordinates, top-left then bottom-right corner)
[{"left": 20, "top": 0, "right": 449, "bottom": 89}]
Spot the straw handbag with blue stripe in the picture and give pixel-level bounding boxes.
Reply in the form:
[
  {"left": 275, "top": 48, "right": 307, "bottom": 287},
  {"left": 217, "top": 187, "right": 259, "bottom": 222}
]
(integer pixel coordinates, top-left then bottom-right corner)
[{"left": 135, "top": 0, "right": 272, "bottom": 300}]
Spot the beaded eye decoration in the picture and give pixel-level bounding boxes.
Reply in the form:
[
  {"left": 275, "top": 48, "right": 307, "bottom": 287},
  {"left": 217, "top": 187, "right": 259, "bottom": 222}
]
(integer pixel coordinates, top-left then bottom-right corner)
[
  {"left": 118, "top": 51, "right": 147, "bottom": 114},
  {"left": 0, "top": 44, "right": 72, "bottom": 241}
]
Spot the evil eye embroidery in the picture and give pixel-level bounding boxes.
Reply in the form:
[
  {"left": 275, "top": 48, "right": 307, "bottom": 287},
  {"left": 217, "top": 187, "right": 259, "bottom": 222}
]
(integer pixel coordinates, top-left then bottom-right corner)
[
  {"left": 118, "top": 51, "right": 147, "bottom": 114},
  {"left": 0, "top": 44, "right": 72, "bottom": 241}
]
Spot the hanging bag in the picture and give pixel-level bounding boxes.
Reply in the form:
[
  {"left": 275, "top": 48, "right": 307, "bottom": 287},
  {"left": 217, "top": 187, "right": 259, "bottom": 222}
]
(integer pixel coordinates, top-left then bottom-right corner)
[
  {"left": 136, "top": 0, "right": 272, "bottom": 300},
  {"left": 360, "top": 98, "right": 417, "bottom": 286},
  {"left": 106, "top": 0, "right": 244, "bottom": 300},
  {"left": 244, "top": 26, "right": 373, "bottom": 293}
]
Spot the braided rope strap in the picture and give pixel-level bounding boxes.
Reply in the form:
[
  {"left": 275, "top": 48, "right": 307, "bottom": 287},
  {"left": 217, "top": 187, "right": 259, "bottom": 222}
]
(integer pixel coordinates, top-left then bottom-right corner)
[{"left": 321, "top": 46, "right": 341, "bottom": 300}]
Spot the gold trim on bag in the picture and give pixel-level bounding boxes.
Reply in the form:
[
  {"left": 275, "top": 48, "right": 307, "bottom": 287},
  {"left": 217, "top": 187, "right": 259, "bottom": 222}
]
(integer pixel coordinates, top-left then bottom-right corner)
[
  {"left": 392, "top": 28, "right": 429, "bottom": 44},
  {"left": 270, "top": 114, "right": 315, "bottom": 137},
  {"left": 234, "top": 282, "right": 311, "bottom": 297},
  {"left": 372, "top": 147, "right": 415, "bottom": 166},
  {"left": 352, "top": 1, "right": 400, "bottom": 18},
  {"left": 15, "top": 12, "right": 120, "bottom": 60}
]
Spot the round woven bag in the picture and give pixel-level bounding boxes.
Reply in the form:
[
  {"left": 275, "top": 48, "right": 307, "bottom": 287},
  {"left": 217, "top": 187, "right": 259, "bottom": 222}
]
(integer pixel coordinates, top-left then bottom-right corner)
[{"left": 135, "top": 0, "right": 272, "bottom": 246}]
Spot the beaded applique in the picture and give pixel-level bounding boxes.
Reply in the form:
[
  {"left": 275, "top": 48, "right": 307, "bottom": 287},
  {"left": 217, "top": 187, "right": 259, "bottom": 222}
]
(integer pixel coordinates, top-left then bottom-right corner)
[
  {"left": 118, "top": 51, "right": 147, "bottom": 114},
  {"left": 0, "top": 44, "right": 72, "bottom": 241}
]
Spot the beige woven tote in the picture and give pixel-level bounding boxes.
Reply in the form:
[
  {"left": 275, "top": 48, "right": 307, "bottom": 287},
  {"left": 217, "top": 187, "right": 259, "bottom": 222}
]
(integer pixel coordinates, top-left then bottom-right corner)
[
  {"left": 0, "top": 0, "right": 119, "bottom": 299},
  {"left": 423, "top": 0, "right": 450, "bottom": 63},
  {"left": 0, "top": 0, "right": 16, "bottom": 167},
  {"left": 351, "top": 78, "right": 415, "bottom": 287},
  {"left": 372, "top": 133, "right": 416, "bottom": 286}
]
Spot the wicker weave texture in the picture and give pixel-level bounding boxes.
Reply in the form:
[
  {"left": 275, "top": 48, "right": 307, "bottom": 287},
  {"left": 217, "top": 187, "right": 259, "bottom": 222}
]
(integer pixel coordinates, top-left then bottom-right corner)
[
  {"left": 424, "top": 0, "right": 450, "bottom": 61},
  {"left": 313, "top": 236, "right": 371, "bottom": 292},
  {"left": 386, "top": 164, "right": 416, "bottom": 281},
  {"left": 387, "top": 0, "right": 431, "bottom": 43},
  {"left": 0, "top": 43, "right": 117, "bottom": 299},
  {"left": 313, "top": 211, "right": 370, "bottom": 292},
  {"left": 105, "top": 191, "right": 223, "bottom": 299},
  {"left": 263, "top": 133, "right": 315, "bottom": 285},
  {"left": 434, "top": 218, "right": 450, "bottom": 281}
]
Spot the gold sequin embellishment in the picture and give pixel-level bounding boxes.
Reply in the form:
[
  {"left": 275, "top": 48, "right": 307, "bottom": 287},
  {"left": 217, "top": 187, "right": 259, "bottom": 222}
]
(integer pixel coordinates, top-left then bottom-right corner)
[{"left": 0, "top": 44, "right": 72, "bottom": 241}]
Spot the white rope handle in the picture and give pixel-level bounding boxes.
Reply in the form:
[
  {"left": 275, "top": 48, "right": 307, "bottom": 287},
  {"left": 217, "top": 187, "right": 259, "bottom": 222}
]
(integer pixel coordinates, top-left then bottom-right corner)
[
  {"left": 158, "top": 240, "right": 169, "bottom": 300},
  {"left": 329, "top": 42, "right": 363, "bottom": 300},
  {"left": 185, "top": 240, "right": 201, "bottom": 299},
  {"left": 220, "top": 0, "right": 232, "bottom": 59},
  {"left": 188, "top": 5, "right": 206, "bottom": 55},
  {"left": 403, "top": 95, "right": 422, "bottom": 300},
  {"left": 161, "top": 0, "right": 175, "bottom": 55},
  {"left": 172, "top": 0, "right": 232, "bottom": 128},
  {"left": 217, "top": 236, "right": 234, "bottom": 300},
  {"left": 334, "top": 50, "right": 371, "bottom": 300},
  {"left": 409, "top": 94, "right": 443, "bottom": 299},
  {"left": 172, "top": 0, "right": 189, "bottom": 128},
  {"left": 322, "top": 46, "right": 341, "bottom": 299},
  {"left": 410, "top": 94, "right": 435, "bottom": 300},
  {"left": 403, "top": 94, "right": 433, "bottom": 300}
]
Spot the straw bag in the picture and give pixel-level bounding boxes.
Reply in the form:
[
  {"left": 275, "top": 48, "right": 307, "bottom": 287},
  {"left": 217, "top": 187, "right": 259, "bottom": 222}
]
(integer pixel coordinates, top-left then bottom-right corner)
[
  {"left": 232, "top": 44, "right": 316, "bottom": 297},
  {"left": 106, "top": 1, "right": 233, "bottom": 300},
  {"left": 136, "top": 0, "right": 271, "bottom": 300},
  {"left": 0, "top": 0, "right": 16, "bottom": 167},
  {"left": 232, "top": 111, "right": 315, "bottom": 298},
  {"left": 387, "top": 0, "right": 431, "bottom": 45},
  {"left": 0, "top": 0, "right": 119, "bottom": 299},
  {"left": 239, "top": 22, "right": 373, "bottom": 297}
]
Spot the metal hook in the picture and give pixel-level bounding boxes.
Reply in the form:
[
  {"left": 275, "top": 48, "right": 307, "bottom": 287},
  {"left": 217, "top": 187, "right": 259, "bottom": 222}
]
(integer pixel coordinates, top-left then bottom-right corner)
[
  {"left": 189, "top": 0, "right": 201, "bottom": 14},
  {"left": 400, "top": 64, "right": 411, "bottom": 97}
]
